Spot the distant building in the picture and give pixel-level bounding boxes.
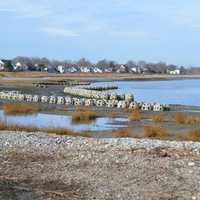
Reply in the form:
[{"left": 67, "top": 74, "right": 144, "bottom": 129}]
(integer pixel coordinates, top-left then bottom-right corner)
[
  {"left": 116, "top": 65, "right": 127, "bottom": 73},
  {"left": 129, "top": 66, "right": 141, "bottom": 73},
  {"left": 0, "top": 59, "right": 14, "bottom": 71},
  {"left": 0, "top": 60, "right": 5, "bottom": 71},
  {"left": 47, "top": 67, "right": 57, "bottom": 73},
  {"left": 80, "top": 66, "right": 92, "bottom": 73},
  {"left": 57, "top": 65, "right": 65, "bottom": 73},
  {"left": 65, "top": 67, "right": 78, "bottom": 73},
  {"left": 13, "top": 62, "right": 29, "bottom": 71},
  {"left": 167, "top": 69, "right": 181, "bottom": 75},
  {"left": 104, "top": 68, "right": 113, "bottom": 73},
  {"left": 93, "top": 67, "right": 103, "bottom": 73}
]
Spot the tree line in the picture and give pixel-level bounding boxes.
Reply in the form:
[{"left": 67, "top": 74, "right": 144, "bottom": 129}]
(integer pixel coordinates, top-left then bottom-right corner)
[{"left": 10, "top": 56, "right": 191, "bottom": 73}]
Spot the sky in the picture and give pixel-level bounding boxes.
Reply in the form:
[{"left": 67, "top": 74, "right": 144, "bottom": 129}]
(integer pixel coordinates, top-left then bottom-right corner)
[{"left": 0, "top": 0, "right": 200, "bottom": 66}]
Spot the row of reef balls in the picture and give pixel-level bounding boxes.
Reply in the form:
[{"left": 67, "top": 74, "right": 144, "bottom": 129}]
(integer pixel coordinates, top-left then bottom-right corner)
[
  {"left": 0, "top": 90, "right": 170, "bottom": 111},
  {"left": 64, "top": 87, "right": 134, "bottom": 101}
]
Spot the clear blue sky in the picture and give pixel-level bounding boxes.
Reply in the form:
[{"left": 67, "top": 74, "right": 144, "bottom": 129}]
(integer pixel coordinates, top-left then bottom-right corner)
[{"left": 0, "top": 0, "right": 200, "bottom": 66}]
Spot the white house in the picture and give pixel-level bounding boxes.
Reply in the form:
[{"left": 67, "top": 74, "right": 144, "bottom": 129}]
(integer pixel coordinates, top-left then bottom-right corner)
[
  {"left": 0, "top": 60, "right": 5, "bottom": 71},
  {"left": 66, "top": 67, "right": 78, "bottom": 73},
  {"left": 104, "top": 68, "right": 113, "bottom": 73},
  {"left": 80, "top": 66, "right": 92, "bottom": 73},
  {"left": 57, "top": 65, "right": 65, "bottom": 73},
  {"left": 167, "top": 69, "right": 181, "bottom": 75},
  {"left": 93, "top": 67, "right": 103, "bottom": 73},
  {"left": 130, "top": 66, "right": 141, "bottom": 73},
  {"left": 116, "top": 65, "right": 127, "bottom": 73},
  {"left": 13, "top": 62, "right": 21, "bottom": 71}
]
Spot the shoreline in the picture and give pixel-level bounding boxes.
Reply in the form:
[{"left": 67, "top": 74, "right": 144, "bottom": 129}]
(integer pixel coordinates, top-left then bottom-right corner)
[{"left": 0, "top": 72, "right": 200, "bottom": 82}]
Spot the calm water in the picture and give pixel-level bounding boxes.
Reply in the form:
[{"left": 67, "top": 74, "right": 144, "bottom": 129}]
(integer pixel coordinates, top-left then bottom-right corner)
[
  {"left": 91, "top": 79, "right": 200, "bottom": 106},
  {"left": 0, "top": 110, "right": 127, "bottom": 132}
]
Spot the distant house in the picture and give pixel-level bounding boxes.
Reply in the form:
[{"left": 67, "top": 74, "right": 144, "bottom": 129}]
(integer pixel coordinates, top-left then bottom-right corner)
[
  {"left": 129, "top": 66, "right": 141, "bottom": 73},
  {"left": 57, "top": 65, "right": 65, "bottom": 73},
  {"left": 116, "top": 65, "right": 127, "bottom": 73},
  {"left": 47, "top": 67, "right": 57, "bottom": 73},
  {"left": 65, "top": 66, "right": 78, "bottom": 73},
  {"left": 104, "top": 68, "right": 113, "bottom": 73},
  {"left": 93, "top": 67, "right": 103, "bottom": 73},
  {"left": 13, "top": 62, "right": 22, "bottom": 71},
  {"left": 14, "top": 62, "right": 29, "bottom": 71},
  {"left": 0, "top": 60, "right": 5, "bottom": 71},
  {"left": 167, "top": 69, "right": 181, "bottom": 75},
  {"left": 0, "top": 59, "right": 14, "bottom": 71},
  {"left": 80, "top": 66, "right": 92, "bottom": 73},
  {"left": 26, "top": 63, "right": 37, "bottom": 71}
]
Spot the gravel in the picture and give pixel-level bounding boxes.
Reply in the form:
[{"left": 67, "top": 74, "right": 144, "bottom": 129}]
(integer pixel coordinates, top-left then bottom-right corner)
[{"left": 1, "top": 131, "right": 200, "bottom": 200}]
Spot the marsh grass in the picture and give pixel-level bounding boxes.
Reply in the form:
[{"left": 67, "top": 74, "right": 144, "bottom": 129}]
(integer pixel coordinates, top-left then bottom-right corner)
[
  {"left": 173, "top": 113, "right": 187, "bottom": 124},
  {"left": 150, "top": 114, "right": 164, "bottom": 123},
  {"left": 71, "top": 106, "right": 98, "bottom": 123},
  {"left": 112, "top": 128, "right": 130, "bottom": 137},
  {"left": 143, "top": 125, "right": 169, "bottom": 138},
  {"left": 177, "top": 129, "right": 200, "bottom": 141},
  {"left": 106, "top": 112, "right": 117, "bottom": 118},
  {"left": 173, "top": 113, "right": 200, "bottom": 125},
  {"left": 128, "top": 110, "right": 141, "bottom": 121},
  {"left": 0, "top": 122, "right": 91, "bottom": 137},
  {"left": 185, "top": 116, "right": 200, "bottom": 124},
  {"left": 3, "top": 103, "right": 40, "bottom": 115}
]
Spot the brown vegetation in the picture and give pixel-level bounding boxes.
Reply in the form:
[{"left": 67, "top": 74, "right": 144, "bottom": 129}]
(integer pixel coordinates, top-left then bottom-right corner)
[
  {"left": 143, "top": 125, "right": 169, "bottom": 138},
  {"left": 150, "top": 114, "right": 164, "bottom": 123},
  {"left": 71, "top": 107, "right": 98, "bottom": 123},
  {"left": 3, "top": 103, "right": 40, "bottom": 115},
  {"left": 112, "top": 128, "right": 130, "bottom": 137},
  {"left": 185, "top": 116, "right": 200, "bottom": 124},
  {"left": 106, "top": 112, "right": 117, "bottom": 118},
  {"left": 0, "top": 122, "right": 90, "bottom": 137},
  {"left": 173, "top": 113, "right": 200, "bottom": 124},
  {"left": 173, "top": 113, "right": 186, "bottom": 124},
  {"left": 128, "top": 110, "right": 141, "bottom": 121},
  {"left": 177, "top": 129, "right": 200, "bottom": 141}
]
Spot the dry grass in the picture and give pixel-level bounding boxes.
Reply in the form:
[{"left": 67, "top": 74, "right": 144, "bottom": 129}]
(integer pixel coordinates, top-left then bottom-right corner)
[
  {"left": 71, "top": 107, "right": 98, "bottom": 123},
  {"left": 185, "top": 116, "right": 200, "bottom": 124},
  {"left": 128, "top": 110, "right": 141, "bottom": 121},
  {"left": 112, "top": 128, "right": 130, "bottom": 137},
  {"left": 143, "top": 125, "right": 169, "bottom": 138},
  {"left": 124, "top": 106, "right": 140, "bottom": 113},
  {"left": 106, "top": 112, "right": 117, "bottom": 118},
  {"left": 0, "top": 122, "right": 91, "bottom": 137},
  {"left": 173, "top": 113, "right": 200, "bottom": 125},
  {"left": 150, "top": 114, "right": 164, "bottom": 123},
  {"left": 3, "top": 103, "right": 40, "bottom": 115},
  {"left": 177, "top": 129, "right": 200, "bottom": 141},
  {"left": 173, "top": 113, "right": 186, "bottom": 124}
]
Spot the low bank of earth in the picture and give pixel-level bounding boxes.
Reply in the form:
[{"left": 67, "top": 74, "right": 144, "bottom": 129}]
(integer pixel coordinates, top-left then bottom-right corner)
[{"left": 1, "top": 131, "right": 200, "bottom": 200}]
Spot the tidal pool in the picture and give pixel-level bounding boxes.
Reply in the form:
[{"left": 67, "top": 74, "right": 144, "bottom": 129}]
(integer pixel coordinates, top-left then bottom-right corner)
[{"left": 0, "top": 110, "right": 127, "bottom": 132}]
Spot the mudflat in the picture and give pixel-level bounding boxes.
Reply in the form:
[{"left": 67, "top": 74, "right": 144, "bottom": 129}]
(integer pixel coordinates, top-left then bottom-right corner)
[{"left": 1, "top": 131, "right": 200, "bottom": 200}]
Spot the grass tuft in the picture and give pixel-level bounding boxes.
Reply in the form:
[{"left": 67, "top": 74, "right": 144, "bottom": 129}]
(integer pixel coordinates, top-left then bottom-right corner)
[
  {"left": 71, "top": 106, "right": 98, "bottom": 123},
  {"left": 150, "top": 114, "right": 164, "bottom": 123},
  {"left": 173, "top": 113, "right": 200, "bottom": 125},
  {"left": 177, "top": 129, "right": 200, "bottom": 141},
  {"left": 143, "top": 125, "right": 169, "bottom": 138},
  {"left": 128, "top": 110, "right": 141, "bottom": 121},
  {"left": 3, "top": 103, "right": 40, "bottom": 115},
  {"left": 173, "top": 113, "right": 186, "bottom": 124},
  {"left": 112, "top": 128, "right": 130, "bottom": 138}
]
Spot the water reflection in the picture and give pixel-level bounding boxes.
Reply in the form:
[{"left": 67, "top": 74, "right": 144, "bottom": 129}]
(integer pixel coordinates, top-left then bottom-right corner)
[{"left": 0, "top": 110, "right": 127, "bottom": 132}]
